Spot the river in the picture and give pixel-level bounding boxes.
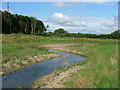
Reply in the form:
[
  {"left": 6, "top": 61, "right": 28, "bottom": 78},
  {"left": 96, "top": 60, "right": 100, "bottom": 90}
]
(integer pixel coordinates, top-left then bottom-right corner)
[{"left": 2, "top": 50, "right": 86, "bottom": 88}]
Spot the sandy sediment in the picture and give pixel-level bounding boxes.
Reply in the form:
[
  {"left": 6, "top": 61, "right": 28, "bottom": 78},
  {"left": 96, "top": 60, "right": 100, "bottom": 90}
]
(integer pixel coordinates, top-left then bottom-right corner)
[
  {"left": 33, "top": 65, "right": 87, "bottom": 88},
  {"left": 1, "top": 53, "right": 61, "bottom": 75}
]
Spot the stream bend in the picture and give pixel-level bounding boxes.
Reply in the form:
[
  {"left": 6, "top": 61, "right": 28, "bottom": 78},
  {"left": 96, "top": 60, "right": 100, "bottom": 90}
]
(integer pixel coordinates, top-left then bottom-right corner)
[{"left": 2, "top": 50, "right": 86, "bottom": 88}]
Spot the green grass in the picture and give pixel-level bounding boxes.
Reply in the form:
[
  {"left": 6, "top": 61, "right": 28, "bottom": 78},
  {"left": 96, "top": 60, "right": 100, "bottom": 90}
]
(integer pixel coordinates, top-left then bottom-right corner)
[
  {"left": 64, "top": 40, "right": 118, "bottom": 88},
  {"left": 2, "top": 34, "right": 51, "bottom": 64},
  {"left": 2, "top": 34, "right": 118, "bottom": 88},
  {"left": 3, "top": 34, "right": 110, "bottom": 64}
]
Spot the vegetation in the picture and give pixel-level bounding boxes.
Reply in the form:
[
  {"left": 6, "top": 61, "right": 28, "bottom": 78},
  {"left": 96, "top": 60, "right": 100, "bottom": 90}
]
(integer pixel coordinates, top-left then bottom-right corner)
[
  {"left": 31, "top": 36, "right": 118, "bottom": 88},
  {"left": 47, "top": 29, "right": 120, "bottom": 39},
  {"left": 1, "top": 10, "right": 119, "bottom": 39},
  {"left": 1, "top": 10, "right": 118, "bottom": 88},
  {"left": 54, "top": 28, "right": 68, "bottom": 36},
  {"left": 2, "top": 34, "right": 61, "bottom": 74},
  {"left": 2, "top": 33, "right": 118, "bottom": 88},
  {"left": 2, "top": 11, "right": 46, "bottom": 34},
  {"left": 64, "top": 40, "right": 118, "bottom": 88}
]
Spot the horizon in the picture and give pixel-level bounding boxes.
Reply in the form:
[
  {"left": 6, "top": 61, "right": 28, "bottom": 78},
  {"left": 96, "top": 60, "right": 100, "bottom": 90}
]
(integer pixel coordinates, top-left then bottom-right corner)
[{"left": 1, "top": 1, "right": 118, "bottom": 34}]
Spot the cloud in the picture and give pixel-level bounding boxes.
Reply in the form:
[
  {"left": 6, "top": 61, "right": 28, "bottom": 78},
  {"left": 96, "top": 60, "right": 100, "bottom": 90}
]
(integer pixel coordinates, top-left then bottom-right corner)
[
  {"left": 0, "top": 9, "right": 5, "bottom": 11},
  {"left": 52, "top": 2, "right": 71, "bottom": 8},
  {"left": 47, "top": 13, "right": 86, "bottom": 28},
  {"left": 52, "top": 2, "right": 79, "bottom": 8},
  {"left": 44, "top": 12, "right": 117, "bottom": 34},
  {"left": 92, "top": 2, "right": 118, "bottom": 7}
]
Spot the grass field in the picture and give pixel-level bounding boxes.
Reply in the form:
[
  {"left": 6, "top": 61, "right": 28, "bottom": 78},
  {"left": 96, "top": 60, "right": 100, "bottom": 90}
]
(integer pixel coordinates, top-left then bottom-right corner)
[
  {"left": 2, "top": 34, "right": 118, "bottom": 88},
  {"left": 64, "top": 40, "right": 118, "bottom": 88}
]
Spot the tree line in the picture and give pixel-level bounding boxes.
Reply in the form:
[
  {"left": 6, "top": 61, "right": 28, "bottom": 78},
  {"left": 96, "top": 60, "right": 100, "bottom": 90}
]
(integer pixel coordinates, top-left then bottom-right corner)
[
  {"left": 2, "top": 10, "right": 46, "bottom": 34},
  {"left": 1, "top": 10, "right": 119, "bottom": 39},
  {"left": 46, "top": 28, "right": 120, "bottom": 39}
]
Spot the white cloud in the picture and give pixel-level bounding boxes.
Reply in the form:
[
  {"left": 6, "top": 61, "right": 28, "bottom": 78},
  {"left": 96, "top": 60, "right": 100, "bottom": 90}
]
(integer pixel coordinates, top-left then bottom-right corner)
[
  {"left": 52, "top": 2, "right": 72, "bottom": 8},
  {"left": 92, "top": 2, "right": 118, "bottom": 7},
  {"left": 0, "top": 9, "right": 5, "bottom": 11},
  {"left": 52, "top": 2, "right": 81, "bottom": 8},
  {"left": 44, "top": 12, "right": 118, "bottom": 34},
  {"left": 52, "top": 2, "right": 117, "bottom": 9}
]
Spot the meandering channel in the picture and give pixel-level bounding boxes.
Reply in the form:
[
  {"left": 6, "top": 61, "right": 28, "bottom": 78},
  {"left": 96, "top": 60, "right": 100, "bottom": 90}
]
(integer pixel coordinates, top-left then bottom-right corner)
[{"left": 2, "top": 50, "right": 86, "bottom": 88}]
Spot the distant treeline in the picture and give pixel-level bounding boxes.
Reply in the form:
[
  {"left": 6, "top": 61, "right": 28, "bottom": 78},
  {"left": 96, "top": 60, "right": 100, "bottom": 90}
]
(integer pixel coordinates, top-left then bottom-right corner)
[
  {"left": 1, "top": 11, "right": 119, "bottom": 39},
  {"left": 2, "top": 11, "right": 46, "bottom": 34},
  {"left": 46, "top": 28, "right": 120, "bottom": 39}
]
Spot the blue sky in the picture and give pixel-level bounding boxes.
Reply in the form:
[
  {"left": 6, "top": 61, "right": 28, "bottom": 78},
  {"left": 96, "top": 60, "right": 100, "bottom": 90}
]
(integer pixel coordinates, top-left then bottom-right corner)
[
  {"left": 2, "top": 2, "right": 117, "bottom": 18},
  {"left": 1, "top": 2, "right": 118, "bottom": 34}
]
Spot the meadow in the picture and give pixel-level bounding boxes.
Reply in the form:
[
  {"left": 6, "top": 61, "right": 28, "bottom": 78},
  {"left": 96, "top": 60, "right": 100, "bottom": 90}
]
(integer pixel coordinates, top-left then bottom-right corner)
[
  {"left": 2, "top": 34, "right": 118, "bottom": 88},
  {"left": 64, "top": 40, "right": 118, "bottom": 88}
]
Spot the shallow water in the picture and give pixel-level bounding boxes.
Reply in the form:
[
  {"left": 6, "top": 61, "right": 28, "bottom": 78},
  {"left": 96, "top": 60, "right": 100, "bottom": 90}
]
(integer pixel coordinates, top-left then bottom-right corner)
[{"left": 2, "top": 50, "right": 86, "bottom": 88}]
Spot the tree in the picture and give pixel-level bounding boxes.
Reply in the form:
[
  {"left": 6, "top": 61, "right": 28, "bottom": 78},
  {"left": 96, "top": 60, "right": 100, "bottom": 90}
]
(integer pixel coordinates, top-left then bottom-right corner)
[
  {"left": 54, "top": 28, "right": 68, "bottom": 36},
  {"left": 30, "top": 17, "right": 37, "bottom": 34},
  {"left": 54, "top": 28, "right": 68, "bottom": 34},
  {"left": 111, "top": 30, "right": 120, "bottom": 39},
  {"left": 2, "top": 10, "right": 46, "bottom": 34}
]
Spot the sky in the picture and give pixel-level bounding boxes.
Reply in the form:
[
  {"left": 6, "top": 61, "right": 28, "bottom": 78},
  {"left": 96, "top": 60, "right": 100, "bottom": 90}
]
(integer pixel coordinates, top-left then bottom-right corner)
[{"left": 1, "top": 1, "right": 119, "bottom": 34}]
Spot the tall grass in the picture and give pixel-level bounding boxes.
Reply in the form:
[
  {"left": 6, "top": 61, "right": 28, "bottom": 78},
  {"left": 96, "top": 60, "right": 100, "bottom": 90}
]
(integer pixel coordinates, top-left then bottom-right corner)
[
  {"left": 64, "top": 40, "right": 118, "bottom": 88},
  {"left": 2, "top": 34, "right": 50, "bottom": 64}
]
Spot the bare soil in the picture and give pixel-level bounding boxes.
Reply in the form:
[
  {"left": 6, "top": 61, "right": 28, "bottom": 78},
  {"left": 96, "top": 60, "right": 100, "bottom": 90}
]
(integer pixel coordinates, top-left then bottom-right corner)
[
  {"left": 33, "top": 65, "right": 87, "bottom": 88},
  {"left": 42, "top": 43, "right": 95, "bottom": 57}
]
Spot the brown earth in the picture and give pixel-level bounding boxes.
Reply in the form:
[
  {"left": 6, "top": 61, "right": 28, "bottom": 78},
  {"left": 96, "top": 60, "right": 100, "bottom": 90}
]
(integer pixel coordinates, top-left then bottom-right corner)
[
  {"left": 42, "top": 66, "right": 86, "bottom": 88},
  {"left": 41, "top": 43, "right": 95, "bottom": 57}
]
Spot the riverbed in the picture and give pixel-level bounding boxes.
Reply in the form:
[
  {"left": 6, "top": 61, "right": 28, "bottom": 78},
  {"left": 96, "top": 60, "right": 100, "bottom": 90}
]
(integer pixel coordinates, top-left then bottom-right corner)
[{"left": 2, "top": 50, "right": 86, "bottom": 88}]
